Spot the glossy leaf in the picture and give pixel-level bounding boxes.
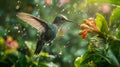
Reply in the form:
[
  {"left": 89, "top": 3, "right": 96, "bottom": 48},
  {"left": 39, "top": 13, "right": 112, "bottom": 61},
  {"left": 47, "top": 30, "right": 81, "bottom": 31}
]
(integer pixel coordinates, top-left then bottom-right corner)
[
  {"left": 107, "top": 49, "right": 120, "bottom": 67},
  {"left": 74, "top": 57, "right": 89, "bottom": 67},
  {"left": 117, "top": 26, "right": 120, "bottom": 39},
  {"left": 87, "top": 0, "right": 110, "bottom": 4},
  {"left": 74, "top": 49, "right": 113, "bottom": 67},
  {"left": 15, "top": 54, "right": 28, "bottom": 67},
  {"left": 109, "top": 0, "right": 120, "bottom": 6},
  {"left": 108, "top": 39, "right": 120, "bottom": 63},
  {"left": 74, "top": 50, "right": 93, "bottom": 67},
  {"left": 96, "top": 13, "right": 108, "bottom": 33},
  {"left": 109, "top": 7, "right": 120, "bottom": 30},
  {"left": 87, "top": 0, "right": 120, "bottom": 6}
]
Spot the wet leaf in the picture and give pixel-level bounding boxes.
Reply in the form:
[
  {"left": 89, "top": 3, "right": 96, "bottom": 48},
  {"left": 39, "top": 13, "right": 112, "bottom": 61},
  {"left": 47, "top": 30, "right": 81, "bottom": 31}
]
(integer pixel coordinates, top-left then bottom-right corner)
[
  {"left": 87, "top": 0, "right": 120, "bottom": 6},
  {"left": 15, "top": 54, "right": 28, "bottom": 67},
  {"left": 107, "top": 49, "right": 120, "bottom": 67},
  {"left": 109, "top": 0, "right": 120, "bottom": 6},
  {"left": 74, "top": 57, "right": 89, "bottom": 67},
  {"left": 109, "top": 7, "right": 120, "bottom": 30},
  {"left": 96, "top": 13, "right": 108, "bottom": 33},
  {"left": 87, "top": 0, "right": 110, "bottom": 4},
  {"left": 0, "top": 37, "right": 5, "bottom": 51},
  {"left": 108, "top": 39, "right": 120, "bottom": 63},
  {"left": 117, "top": 26, "right": 120, "bottom": 39}
]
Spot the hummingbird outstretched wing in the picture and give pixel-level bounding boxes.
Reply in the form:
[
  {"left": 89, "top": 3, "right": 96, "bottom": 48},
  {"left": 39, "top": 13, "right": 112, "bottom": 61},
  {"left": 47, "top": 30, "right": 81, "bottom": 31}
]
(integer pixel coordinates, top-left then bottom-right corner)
[{"left": 16, "top": 12, "right": 49, "bottom": 33}]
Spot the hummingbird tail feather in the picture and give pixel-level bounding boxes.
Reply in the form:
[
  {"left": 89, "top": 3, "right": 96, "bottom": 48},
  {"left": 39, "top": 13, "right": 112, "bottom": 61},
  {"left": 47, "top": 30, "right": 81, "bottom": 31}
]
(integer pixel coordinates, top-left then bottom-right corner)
[{"left": 34, "top": 40, "right": 45, "bottom": 54}]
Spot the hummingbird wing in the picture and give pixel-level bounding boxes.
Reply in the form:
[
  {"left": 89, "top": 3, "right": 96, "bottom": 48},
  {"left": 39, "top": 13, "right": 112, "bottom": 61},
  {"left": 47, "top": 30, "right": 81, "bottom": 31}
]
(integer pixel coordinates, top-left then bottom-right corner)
[{"left": 16, "top": 12, "right": 49, "bottom": 33}]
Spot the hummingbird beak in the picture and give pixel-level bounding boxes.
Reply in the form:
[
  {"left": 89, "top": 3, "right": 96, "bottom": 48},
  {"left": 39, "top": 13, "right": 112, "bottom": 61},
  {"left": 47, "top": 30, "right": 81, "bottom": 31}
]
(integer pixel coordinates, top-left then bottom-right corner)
[{"left": 65, "top": 19, "right": 72, "bottom": 22}]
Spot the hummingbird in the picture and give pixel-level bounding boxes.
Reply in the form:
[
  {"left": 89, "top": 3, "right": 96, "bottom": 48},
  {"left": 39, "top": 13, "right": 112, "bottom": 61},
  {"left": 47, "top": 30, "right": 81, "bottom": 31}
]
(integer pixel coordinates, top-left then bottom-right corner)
[{"left": 16, "top": 12, "right": 71, "bottom": 54}]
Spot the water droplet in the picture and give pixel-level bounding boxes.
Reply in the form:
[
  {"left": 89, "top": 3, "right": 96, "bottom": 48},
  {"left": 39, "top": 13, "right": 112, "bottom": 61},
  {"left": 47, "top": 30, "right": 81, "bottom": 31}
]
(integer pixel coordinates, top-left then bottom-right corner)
[
  {"left": 43, "top": 5, "right": 46, "bottom": 8},
  {"left": 61, "top": 9, "right": 65, "bottom": 12},
  {"left": 34, "top": 11, "right": 39, "bottom": 16},
  {"left": 16, "top": 5, "right": 20, "bottom": 9},
  {"left": 25, "top": 41, "right": 28, "bottom": 44},
  {"left": 14, "top": 26, "right": 19, "bottom": 30},
  {"left": 36, "top": 4, "right": 39, "bottom": 7},
  {"left": 116, "top": 28, "right": 118, "bottom": 32},
  {"left": 63, "top": 46, "right": 65, "bottom": 48},
  {"left": 23, "top": 28, "right": 26, "bottom": 31},
  {"left": 67, "top": 11, "right": 70, "bottom": 14},
  {"left": 17, "top": 0, "right": 21, "bottom": 3},
  {"left": 8, "top": 30, "right": 10, "bottom": 33},
  {"left": 59, "top": 51, "right": 62, "bottom": 55},
  {"left": 46, "top": 43, "right": 49, "bottom": 46},
  {"left": 94, "top": 3, "right": 98, "bottom": 6},
  {"left": 4, "top": 33, "right": 7, "bottom": 36},
  {"left": 37, "top": 33, "right": 39, "bottom": 35},
  {"left": 73, "top": 3, "right": 77, "bottom": 8},
  {"left": 47, "top": 62, "right": 56, "bottom": 67},
  {"left": 18, "top": 30, "right": 20, "bottom": 33},
  {"left": 37, "top": 15, "right": 40, "bottom": 18}
]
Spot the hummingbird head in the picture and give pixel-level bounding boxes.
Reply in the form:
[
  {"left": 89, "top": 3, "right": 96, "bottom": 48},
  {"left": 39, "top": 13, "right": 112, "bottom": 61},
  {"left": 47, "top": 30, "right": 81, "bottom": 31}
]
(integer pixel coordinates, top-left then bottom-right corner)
[{"left": 53, "top": 15, "right": 72, "bottom": 26}]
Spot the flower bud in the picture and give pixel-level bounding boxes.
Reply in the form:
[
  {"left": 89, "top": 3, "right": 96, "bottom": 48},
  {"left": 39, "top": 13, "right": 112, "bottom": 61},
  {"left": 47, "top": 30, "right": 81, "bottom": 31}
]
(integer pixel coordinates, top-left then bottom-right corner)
[
  {"left": 80, "top": 24, "right": 90, "bottom": 29},
  {"left": 88, "top": 17, "right": 94, "bottom": 21},
  {"left": 82, "top": 30, "right": 88, "bottom": 39},
  {"left": 83, "top": 19, "right": 92, "bottom": 26}
]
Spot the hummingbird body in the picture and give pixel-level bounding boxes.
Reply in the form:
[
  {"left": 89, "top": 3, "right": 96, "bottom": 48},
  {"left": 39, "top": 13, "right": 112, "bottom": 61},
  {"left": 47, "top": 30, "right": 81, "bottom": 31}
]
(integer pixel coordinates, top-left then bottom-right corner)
[
  {"left": 35, "top": 24, "right": 57, "bottom": 54},
  {"left": 43, "top": 23, "right": 58, "bottom": 42},
  {"left": 16, "top": 12, "right": 71, "bottom": 54}
]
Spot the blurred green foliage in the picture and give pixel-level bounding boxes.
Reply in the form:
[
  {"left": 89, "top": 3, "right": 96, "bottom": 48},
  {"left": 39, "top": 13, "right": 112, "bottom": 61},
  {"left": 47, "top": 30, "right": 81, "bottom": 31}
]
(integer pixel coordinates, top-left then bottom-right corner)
[{"left": 0, "top": 0, "right": 120, "bottom": 67}]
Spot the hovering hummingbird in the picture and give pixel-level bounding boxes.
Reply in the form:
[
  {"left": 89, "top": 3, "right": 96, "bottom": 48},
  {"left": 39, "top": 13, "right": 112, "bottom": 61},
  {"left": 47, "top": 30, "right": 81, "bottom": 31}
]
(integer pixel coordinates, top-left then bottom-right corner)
[{"left": 16, "top": 12, "right": 71, "bottom": 54}]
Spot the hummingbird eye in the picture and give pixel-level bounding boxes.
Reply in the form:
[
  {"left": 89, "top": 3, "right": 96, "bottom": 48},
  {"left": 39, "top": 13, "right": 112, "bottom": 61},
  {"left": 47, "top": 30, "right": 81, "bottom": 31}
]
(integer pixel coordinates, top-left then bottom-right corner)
[{"left": 61, "top": 18, "right": 66, "bottom": 20}]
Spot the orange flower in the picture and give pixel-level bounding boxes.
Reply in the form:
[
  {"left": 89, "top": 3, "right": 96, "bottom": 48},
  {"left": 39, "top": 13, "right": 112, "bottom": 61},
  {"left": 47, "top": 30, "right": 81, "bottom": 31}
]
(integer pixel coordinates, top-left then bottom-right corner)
[
  {"left": 79, "top": 30, "right": 88, "bottom": 39},
  {"left": 79, "top": 18, "right": 100, "bottom": 39}
]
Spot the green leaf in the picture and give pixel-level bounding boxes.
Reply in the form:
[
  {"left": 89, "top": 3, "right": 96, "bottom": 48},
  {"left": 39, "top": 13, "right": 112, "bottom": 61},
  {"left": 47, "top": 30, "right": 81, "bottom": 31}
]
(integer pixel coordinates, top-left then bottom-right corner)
[
  {"left": 0, "top": 37, "right": 5, "bottom": 50},
  {"left": 96, "top": 13, "right": 108, "bottom": 33},
  {"left": 87, "top": 0, "right": 120, "bottom": 6},
  {"left": 87, "top": 0, "right": 110, "bottom": 4},
  {"left": 109, "top": 0, "right": 120, "bottom": 6},
  {"left": 107, "top": 49, "right": 120, "bottom": 67},
  {"left": 109, "top": 7, "right": 120, "bottom": 30},
  {"left": 117, "top": 26, "right": 120, "bottom": 39},
  {"left": 15, "top": 54, "right": 28, "bottom": 67},
  {"left": 74, "top": 57, "right": 89, "bottom": 67},
  {"left": 108, "top": 39, "right": 120, "bottom": 63},
  {"left": 74, "top": 50, "right": 112, "bottom": 67}
]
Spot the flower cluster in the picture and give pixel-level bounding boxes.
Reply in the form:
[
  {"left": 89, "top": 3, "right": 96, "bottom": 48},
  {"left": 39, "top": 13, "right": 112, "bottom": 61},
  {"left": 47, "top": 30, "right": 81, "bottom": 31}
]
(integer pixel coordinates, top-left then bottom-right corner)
[
  {"left": 5, "top": 36, "right": 18, "bottom": 50},
  {"left": 79, "top": 18, "right": 100, "bottom": 39}
]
